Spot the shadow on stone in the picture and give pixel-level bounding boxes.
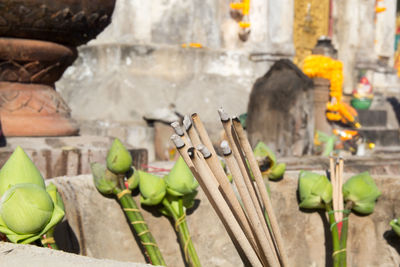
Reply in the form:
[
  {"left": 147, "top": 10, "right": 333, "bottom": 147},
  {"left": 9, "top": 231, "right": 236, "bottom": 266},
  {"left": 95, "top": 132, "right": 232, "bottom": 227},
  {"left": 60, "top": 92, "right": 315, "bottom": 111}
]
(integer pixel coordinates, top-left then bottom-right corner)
[
  {"left": 383, "top": 230, "right": 400, "bottom": 255},
  {"left": 54, "top": 220, "right": 80, "bottom": 254}
]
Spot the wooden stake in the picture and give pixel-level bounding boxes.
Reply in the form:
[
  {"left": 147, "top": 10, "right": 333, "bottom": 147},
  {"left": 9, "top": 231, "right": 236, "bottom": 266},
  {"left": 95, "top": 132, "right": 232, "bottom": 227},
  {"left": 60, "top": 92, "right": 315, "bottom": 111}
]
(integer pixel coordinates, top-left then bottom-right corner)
[
  {"left": 231, "top": 117, "right": 289, "bottom": 267},
  {"left": 218, "top": 110, "right": 280, "bottom": 266}
]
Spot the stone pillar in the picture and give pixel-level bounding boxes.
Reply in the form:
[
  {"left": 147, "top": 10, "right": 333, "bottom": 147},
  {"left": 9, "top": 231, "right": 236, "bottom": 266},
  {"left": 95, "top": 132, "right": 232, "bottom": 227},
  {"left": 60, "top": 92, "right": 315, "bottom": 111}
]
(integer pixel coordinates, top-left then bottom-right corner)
[
  {"left": 313, "top": 78, "right": 332, "bottom": 134},
  {"left": 374, "top": 0, "right": 397, "bottom": 62},
  {"left": 268, "top": 0, "right": 295, "bottom": 56},
  {"left": 332, "top": 0, "right": 361, "bottom": 94}
]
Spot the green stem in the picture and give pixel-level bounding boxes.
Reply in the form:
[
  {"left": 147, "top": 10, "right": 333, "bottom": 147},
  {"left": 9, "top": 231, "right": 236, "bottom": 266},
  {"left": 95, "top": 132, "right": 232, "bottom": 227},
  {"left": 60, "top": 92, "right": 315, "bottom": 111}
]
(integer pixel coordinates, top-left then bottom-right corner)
[
  {"left": 339, "top": 202, "right": 353, "bottom": 267},
  {"left": 113, "top": 187, "right": 166, "bottom": 266},
  {"left": 162, "top": 198, "right": 201, "bottom": 267},
  {"left": 41, "top": 229, "right": 58, "bottom": 250},
  {"left": 326, "top": 203, "right": 340, "bottom": 267}
]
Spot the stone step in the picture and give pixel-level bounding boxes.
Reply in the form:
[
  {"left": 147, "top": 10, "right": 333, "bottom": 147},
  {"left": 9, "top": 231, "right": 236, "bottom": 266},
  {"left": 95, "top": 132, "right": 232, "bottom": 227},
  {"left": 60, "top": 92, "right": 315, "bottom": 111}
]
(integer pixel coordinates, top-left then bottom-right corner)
[
  {"left": 357, "top": 109, "right": 387, "bottom": 127},
  {"left": 358, "top": 127, "right": 400, "bottom": 146}
]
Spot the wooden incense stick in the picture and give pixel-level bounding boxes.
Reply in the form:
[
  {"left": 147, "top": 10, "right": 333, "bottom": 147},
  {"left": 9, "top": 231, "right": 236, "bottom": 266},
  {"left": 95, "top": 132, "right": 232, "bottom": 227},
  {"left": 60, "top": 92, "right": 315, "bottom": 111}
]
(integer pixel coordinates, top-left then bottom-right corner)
[
  {"left": 183, "top": 115, "right": 202, "bottom": 148},
  {"left": 197, "top": 144, "right": 265, "bottom": 264},
  {"left": 218, "top": 110, "right": 280, "bottom": 266},
  {"left": 191, "top": 113, "right": 218, "bottom": 156},
  {"left": 330, "top": 156, "right": 339, "bottom": 222},
  {"left": 171, "top": 121, "right": 191, "bottom": 147},
  {"left": 231, "top": 116, "right": 289, "bottom": 267},
  {"left": 335, "top": 159, "right": 340, "bottom": 221},
  {"left": 221, "top": 141, "right": 279, "bottom": 267},
  {"left": 338, "top": 157, "right": 344, "bottom": 222},
  {"left": 171, "top": 135, "right": 262, "bottom": 267}
]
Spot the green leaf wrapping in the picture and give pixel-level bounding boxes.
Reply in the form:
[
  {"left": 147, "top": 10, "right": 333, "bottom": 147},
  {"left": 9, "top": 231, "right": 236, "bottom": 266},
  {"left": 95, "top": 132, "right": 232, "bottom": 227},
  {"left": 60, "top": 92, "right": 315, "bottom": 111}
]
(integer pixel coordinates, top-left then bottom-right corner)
[
  {"left": 298, "top": 171, "right": 332, "bottom": 209},
  {"left": 0, "top": 146, "right": 45, "bottom": 196},
  {"left": 165, "top": 157, "right": 198, "bottom": 197},
  {"left": 343, "top": 172, "right": 381, "bottom": 214},
  {"left": 139, "top": 171, "right": 166, "bottom": 206},
  {"left": 106, "top": 138, "right": 132, "bottom": 174},
  {"left": 0, "top": 183, "right": 65, "bottom": 244}
]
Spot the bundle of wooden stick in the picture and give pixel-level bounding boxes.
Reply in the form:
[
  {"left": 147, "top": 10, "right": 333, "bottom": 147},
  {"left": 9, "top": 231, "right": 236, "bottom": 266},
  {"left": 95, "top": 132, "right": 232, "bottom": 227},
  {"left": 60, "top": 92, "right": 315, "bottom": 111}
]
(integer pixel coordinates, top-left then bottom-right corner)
[
  {"left": 330, "top": 156, "right": 344, "bottom": 223},
  {"left": 170, "top": 108, "right": 288, "bottom": 267}
]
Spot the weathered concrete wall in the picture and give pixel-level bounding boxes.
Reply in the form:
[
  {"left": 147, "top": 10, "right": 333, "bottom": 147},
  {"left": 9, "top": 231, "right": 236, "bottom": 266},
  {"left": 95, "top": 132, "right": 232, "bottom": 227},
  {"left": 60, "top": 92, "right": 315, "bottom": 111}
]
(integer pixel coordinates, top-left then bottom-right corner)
[
  {"left": 56, "top": 0, "right": 296, "bottom": 152},
  {"left": 50, "top": 171, "right": 400, "bottom": 267}
]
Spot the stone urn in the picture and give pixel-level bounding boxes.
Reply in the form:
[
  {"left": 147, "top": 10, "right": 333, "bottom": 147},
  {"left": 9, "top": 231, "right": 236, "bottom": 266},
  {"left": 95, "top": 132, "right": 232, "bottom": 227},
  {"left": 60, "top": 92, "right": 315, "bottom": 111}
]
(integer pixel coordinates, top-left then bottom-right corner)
[{"left": 0, "top": 0, "right": 116, "bottom": 136}]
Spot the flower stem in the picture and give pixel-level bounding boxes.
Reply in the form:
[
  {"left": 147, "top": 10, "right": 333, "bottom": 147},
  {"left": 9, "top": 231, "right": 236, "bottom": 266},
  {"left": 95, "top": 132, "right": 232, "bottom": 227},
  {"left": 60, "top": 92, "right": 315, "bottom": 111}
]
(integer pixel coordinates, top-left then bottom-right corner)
[
  {"left": 114, "top": 187, "right": 166, "bottom": 266},
  {"left": 162, "top": 198, "right": 201, "bottom": 267},
  {"left": 339, "top": 202, "right": 353, "bottom": 267},
  {"left": 326, "top": 203, "right": 340, "bottom": 267},
  {"left": 41, "top": 230, "right": 58, "bottom": 250}
]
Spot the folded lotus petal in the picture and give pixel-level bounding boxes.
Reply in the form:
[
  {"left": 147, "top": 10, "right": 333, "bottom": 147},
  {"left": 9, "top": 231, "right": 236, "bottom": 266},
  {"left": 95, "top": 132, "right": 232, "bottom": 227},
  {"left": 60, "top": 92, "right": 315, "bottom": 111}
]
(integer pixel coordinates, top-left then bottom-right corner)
[
  {"left": 253, "top": 142, "right": 277, "bottom": 166},
  {"left": 343, "top": 172, "right": 381, "bottom": 215},
  {"left": 267, "top": 163, "right": 286, "bottom": 180},
  {"left": 165, "top": 157, "right": 198, "bottom": 196},
  {"left": 298, "top": 171, "right": 332, "bottom": 209},
  {"left": 139, "top": 171, "right": 166, "bottom": 206},
  {"left": 126, "top": 167, "right": 140, "bottom": 190},
  {"left": 91, "top": 162, "right": 118, "bottom": 195},
  {"left": 0, "top": 183, "right": 65, "bottom": 244},
  {"left": 390, "top": 219, "right": 400, "bottom": 236}
]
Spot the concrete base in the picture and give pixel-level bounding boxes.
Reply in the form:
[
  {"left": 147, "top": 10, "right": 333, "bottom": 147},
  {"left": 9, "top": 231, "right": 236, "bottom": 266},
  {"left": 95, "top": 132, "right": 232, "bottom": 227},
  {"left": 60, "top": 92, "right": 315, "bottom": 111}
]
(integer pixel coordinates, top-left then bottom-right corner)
[
  {"left": 0, "top": 136, "right": 148, "bottom": 179},
  {"left": 0, "top": 242, "right": 155, "bottom": 267}
]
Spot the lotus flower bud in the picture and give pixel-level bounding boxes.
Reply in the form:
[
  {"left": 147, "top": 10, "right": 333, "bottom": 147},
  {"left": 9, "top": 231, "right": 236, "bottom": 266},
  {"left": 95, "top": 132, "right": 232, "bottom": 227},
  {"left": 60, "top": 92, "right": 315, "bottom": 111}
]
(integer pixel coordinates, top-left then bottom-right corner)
[
  {"left": 253, "top": 142, "right": 277, "bottom": 169},
  {"left": 298, "top": 171, "right": 332, "bottom": 209},
  {"left": 165, "top": 157, "right": 198, "bottom": 197},
  {"left": 267, "top": 163, "right": 286, "bottom": 180},
  {"left": 0, "top": 183, "right": 53, "bottom": 234},
  {"left": 91, "top": 163, "right": 119, "bottom": 195},
  {"left": 139, "top": 171, "right": 166, "bottom": 206},
  {"left": 390, "top": 218, "right": 400, "bottom": 237},
  {"left": 0, "top": 146, "right": 45, "bottom": 195},
  {"left": 126, "top": 167, "right": 140, "bottom": 190},
  {"left": 343, "top": 172, "right": 381, "bottom": 214},
  {"left": 106, "top": 139, "right": 132, "bottom": 174}
]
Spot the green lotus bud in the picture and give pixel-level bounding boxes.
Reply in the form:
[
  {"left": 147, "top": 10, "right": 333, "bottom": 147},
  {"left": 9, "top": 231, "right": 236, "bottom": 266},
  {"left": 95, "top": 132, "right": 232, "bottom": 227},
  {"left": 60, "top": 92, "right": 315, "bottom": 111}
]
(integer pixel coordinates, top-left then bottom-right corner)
[
  {"left": 139, "top": 171, "right": 166, "bottom": 206},
  {"left": 0, "top": 146, "right": 45, "bottom": 195},
  {"left": 267, "top": 163, "right": 286, "bottom": 180},
  {"left": 126, "top": 167, "right": 140, "bottom": 190},
  {"left": 253, "top": 142, "right": 277, "bottom": 169},
  {"left": 106, "top": 139, "right": 132, "bottom": 174},
  {"left": 165, "top": 157, "right": 198, "bottom": 197},
  {"left": 390, "top": 218, "right": 400, "bottom": 237},
  {"left": 91, "top": 162, "right": 119, "bottom": 195},
  {"left": 343, "top": 172, "right": 381, "bottom": 214},
  {"left": 298, "top": 171, "right": 332, "bottom": 209},
  {"left": 0, "top": 183, "right": 53, "bottom": 234}
]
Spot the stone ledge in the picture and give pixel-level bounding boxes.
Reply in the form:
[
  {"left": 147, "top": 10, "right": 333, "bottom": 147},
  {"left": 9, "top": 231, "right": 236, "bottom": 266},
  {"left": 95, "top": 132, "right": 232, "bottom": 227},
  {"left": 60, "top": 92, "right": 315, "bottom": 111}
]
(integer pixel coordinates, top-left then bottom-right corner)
[
  {"left": 0, "top": 242, "right": 155, "bottom": 267},
  {"left": 0, "top": 136, "right": 147, "bottom": 178}
]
